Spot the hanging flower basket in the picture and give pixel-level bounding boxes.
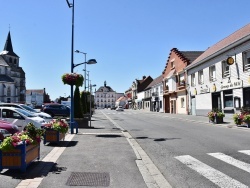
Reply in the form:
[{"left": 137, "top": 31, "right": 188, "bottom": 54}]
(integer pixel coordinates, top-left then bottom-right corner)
[{"left": 62, "top": 73, "right": 84, "bottom": 87}]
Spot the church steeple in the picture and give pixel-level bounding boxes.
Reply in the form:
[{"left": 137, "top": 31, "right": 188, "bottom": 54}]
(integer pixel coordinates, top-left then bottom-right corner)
[{"left": 2, "top": 31, "right": 19, "bottom": 57}]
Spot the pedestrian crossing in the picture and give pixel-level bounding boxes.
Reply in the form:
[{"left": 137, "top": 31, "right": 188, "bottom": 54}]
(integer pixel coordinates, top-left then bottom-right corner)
[{"left": 175, "top": 150, "right": 250, "bottom": 187}]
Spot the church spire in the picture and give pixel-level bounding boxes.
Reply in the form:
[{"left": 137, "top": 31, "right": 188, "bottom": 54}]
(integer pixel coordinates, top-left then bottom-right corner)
[{"left": 2, "top": 31, "right": 19, "bottom": 57}]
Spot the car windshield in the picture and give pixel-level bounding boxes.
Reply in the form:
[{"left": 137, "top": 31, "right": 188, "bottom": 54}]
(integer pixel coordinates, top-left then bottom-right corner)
[
  {"left": 15, "top": 108, "right": 37, "bottom": 117},
  {"left": 20, "top": 104, "right": 37, "bottom": 113}
]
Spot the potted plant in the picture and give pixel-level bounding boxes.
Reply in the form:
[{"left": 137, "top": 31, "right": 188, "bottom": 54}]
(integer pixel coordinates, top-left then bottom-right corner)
[
  {"left": 243, "top": 114, "right": 250, "bottom": 128},
  {"left": 233, "top": 113, "right": 244, "bottom": 126},
  {"left": 43, "top": 119, "right": 69, "bottom": 144},
  {"left": 62, "top": 73, "right": 84, "bottom": 87},
  {"left": 0, "top": 123, "right": 44, "bottom": 172},
  {"left": 207, "top": 109, "right": 225, "bottom": 124}
]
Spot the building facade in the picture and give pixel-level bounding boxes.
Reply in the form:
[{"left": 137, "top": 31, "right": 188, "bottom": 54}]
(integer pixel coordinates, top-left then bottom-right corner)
[
  {"left": 162, "top": 48, "right": 203, "bottom": 114},
  {"left": 26, "top": 88, "right": 50, "bottom": 107},
  {"left": 186, "top": 23, "right": 250, "bottom": 116},
  {"left": 95, "top": 81, "right": 123, "bottom": 108},
  {"left": 0, "top": 32, "right": 26, "bottom": 103}
]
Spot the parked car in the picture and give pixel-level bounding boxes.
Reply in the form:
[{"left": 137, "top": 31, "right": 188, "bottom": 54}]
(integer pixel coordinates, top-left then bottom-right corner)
[
  {"left": 0, "top": 107, "right": 48, "bottom": 131},
  {"left": 0, "top": 103, "right": 52, "bottom": 122},
  {"left": 116, "top": 106, "right": 124, "bottom": 111},
  {"left": 41, "top": 103, "right": 70, "bottom": 118},
  {"left": 0, "top": 120, "right": 19, "bottom": 135}
]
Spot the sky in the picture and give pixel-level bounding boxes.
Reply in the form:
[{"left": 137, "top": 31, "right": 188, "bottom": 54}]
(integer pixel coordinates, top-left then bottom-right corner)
[{"left": 1, "top": 0, "right": 250, "bottom": 101}]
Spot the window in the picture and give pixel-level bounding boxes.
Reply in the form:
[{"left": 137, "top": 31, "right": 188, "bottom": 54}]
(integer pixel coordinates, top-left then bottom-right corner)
[
  {"left": 243, "top": 50, "right": 250, "bottom": 71},
  {"left": 191, "top": 74, "right": 195, "bottom": 87},
  {"left": 222, "top": 60, "right": 230, "bottom": 78},
  {"left": 223, "top": 90, "right": 233, "bottom": 107},
  {"left": 181, "top": 98, "right": 185, "bottom": 108},
  {"left": 209, "top": 65, "right": 216, "bottom": 81},
  {"left": 198, "top": 70, "right": 204, "bottom": 85}
]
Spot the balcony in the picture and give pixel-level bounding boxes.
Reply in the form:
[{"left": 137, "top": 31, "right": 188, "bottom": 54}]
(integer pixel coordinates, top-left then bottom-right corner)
[{"left": 152, "top": 92, "right": 158, "bottom": 97}]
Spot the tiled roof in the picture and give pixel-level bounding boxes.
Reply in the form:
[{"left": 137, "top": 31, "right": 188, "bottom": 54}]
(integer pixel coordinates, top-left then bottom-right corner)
[
  {"left": 26, "top": 89, "right": 44, "bottom": 95},
  {"left": 187, "top": 23, "right": 250, "bottom": 69},
  {"left": 145, "top": 75, "right": 163, "bottom": 89}
]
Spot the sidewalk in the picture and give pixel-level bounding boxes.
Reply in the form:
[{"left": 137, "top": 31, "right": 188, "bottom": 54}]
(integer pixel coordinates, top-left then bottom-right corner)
[{"left": 31, "top": 110, "right": 147, "bottom": 188}]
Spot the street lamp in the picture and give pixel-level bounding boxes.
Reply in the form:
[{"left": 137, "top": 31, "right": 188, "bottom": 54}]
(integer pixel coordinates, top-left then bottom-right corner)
[
  {"left": 65, "top": 0, "right": 75, "bottom": 134},
  {"left": 89, "top": 83, "right": 96, "bottom": 128},
  {"left": 82, "top": 69, "right": 90, "bottom": 91},
  {"left": 75, "top": 50, "right": 97, "bottom": 90}
]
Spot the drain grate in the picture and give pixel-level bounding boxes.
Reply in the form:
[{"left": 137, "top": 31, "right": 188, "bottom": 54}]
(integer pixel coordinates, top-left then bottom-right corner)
[{"left": 66, "top": 172, "right": 110, "bottom": 186}]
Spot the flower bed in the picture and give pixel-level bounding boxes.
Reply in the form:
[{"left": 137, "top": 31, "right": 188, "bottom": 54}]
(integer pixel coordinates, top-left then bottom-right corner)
[
  {"left": 207, "top": 109, "right": 225, "bottom": 124},
  {"left": 62, "top": 73, "right": 84, "bottom": 87},
  {"left": 0, "top": 123, "right": 44, "bottom": 172},
  {"left": 43, "top": 119, "right": 69, "bottom": 144},
  {"left": 233, "top": 107, "right": 250, "bottom": 127}
]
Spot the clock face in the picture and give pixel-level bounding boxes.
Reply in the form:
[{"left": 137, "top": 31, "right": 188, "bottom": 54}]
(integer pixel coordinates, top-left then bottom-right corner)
[{"left": 226, "top": 57, "right": 234, "bottom": 65}]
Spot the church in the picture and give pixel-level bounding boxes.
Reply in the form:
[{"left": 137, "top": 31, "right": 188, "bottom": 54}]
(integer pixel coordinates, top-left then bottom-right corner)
[{"left": 0, "top": 31, "right": 26, "bottom": 103}]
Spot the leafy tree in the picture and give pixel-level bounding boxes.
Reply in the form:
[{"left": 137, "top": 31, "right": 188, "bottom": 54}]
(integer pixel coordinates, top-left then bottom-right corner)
[
  {"left": 74, "top": 86, "right": 83, "bottom": 118},
  {"left": 80, "top": 91, "right": 90, "bottom": 114}
]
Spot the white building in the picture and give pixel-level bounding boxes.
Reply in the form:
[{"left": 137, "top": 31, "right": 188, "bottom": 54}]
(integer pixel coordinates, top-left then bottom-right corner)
[
  {"left": 95, "top": 81, "right": 123, "bottom": 108},
  {"left": 186, "top": 23, "right": 250, "bottom": 116}
]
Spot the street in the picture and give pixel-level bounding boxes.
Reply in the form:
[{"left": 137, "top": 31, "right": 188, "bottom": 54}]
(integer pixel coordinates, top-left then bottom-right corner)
[
  {"left": 103, "top": 109, "right": 250, "bottom": 187},
  {"left": 1, "top": 109, "right": 250, "bottom": 188}
]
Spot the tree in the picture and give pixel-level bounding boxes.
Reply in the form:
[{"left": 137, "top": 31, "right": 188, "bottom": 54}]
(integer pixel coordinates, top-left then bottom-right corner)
[
  {"left": 74, "top": 86, "right": 83, "bottom": 118},
  {"left": 80, "top": 90, "right": 90, "bottom": 114}
]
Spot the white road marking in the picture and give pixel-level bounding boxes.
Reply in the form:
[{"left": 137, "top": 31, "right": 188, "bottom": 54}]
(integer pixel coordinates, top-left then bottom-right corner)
[
  {"left": 175, "top": 155, "right": 247, "bottom": 188},
  {"left": 238, "top": 150, "right": 250, "bottom": 156},
  {"left": 208, "top": 152, "right": 250, "bottom": 173}
]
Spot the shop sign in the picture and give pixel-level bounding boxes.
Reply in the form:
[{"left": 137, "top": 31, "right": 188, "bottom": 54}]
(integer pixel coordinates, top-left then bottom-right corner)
[
  {"left": 221, "top": 80, "right": 242, "bottom": 90},
  {"left": 200, "top": 88, "right": 210, "bottom": 94}
]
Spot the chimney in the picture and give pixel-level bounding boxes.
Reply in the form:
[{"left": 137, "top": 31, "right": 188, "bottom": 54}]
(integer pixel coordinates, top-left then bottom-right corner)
[{"left": 142, "top": 76, "right": 146, "bottom": 80}]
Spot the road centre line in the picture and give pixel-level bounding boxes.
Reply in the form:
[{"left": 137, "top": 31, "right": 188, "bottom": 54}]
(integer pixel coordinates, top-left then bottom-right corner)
[
  {"left": 175, "top": 155, "right": 247, "bottom": 188},
  {"left": 239, "top": 150, "right": 250, "bottom": 155}
]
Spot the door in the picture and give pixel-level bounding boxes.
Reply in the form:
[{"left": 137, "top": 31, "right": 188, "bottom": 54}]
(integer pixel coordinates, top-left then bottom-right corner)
[
  {"left": 1, "top": 109, "right": 26, "bottom": 131},
  {"left": 191, "top": 97, "right": 196, "bottom": 115},
  {"left": 212, "top": 92, "right": 221, "bottom": 110},
  {"left": 164, "top": 95, "right": 170, "bottom": 113}
]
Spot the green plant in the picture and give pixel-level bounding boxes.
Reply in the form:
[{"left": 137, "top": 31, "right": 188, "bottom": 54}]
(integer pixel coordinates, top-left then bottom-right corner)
[
  {"left": 0, "top": 123, "right": 44, "bottom": 151},
  {"left": 45, "top": 119, "right": 69, "bottom": 134},
  {"left": 233, "top": 113, "right": 244, "bottom": 125},
  {"left": 207, "top": 109, "right": 225, "bottom": 122},
  {"left": 62, "top": 73, "right": 84, "bottom": 87},
  {"left": 74, "top": 86, "right": 83, "bottom": 118},
  {"left": 80, "top": 90, "right": 90, "bottom": 114},
  {"left": 243, "top": 114, "right": 250, "bottom": 124}
]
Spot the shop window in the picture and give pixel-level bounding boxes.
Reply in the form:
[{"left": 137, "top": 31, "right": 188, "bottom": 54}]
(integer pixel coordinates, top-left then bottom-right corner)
[
  {"left": 243, "top": 50, "right": 250, "bottom": 71},
  {"left": 223, "top": 90, "right": 233, "bottom": 107},
  {"left": 222, "top": 60, "right": 230, "bottom": 78},
  {"left": 209, "top": 65, "right": 216, "bottom": 81},
  {"left": 198, "top": 70, "right": 204, "bottom": 85},
  {"left": 191, "top": 74, "right": 195, "bottom": 87}
]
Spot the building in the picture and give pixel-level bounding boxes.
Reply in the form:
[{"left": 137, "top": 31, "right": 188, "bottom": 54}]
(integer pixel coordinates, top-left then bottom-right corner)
[
  {"left": 143, "top": 75, "right": 164, "bottom": 112},
  {"left": 186, "top": 23, "right": 250, "bottom": 116},
  {"left": 26, "top": 88, "right": 50, "bottom": 107},
  {"left": 0, "top": 31, "right": 26, "bottom": 103},
  {"left": 95, "top": 81, "right": 123, "bottom": 108},
  {"left": 162, "top": 48, "right": 203, "bottom": 114},
  {"left": 130, "top": 76, "right": 153, "bottom": 109}
]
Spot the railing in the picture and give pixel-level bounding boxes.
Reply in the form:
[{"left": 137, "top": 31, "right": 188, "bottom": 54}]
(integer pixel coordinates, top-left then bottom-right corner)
[{"left": 245, "top": 64, "right": 250, "bottom": 71}]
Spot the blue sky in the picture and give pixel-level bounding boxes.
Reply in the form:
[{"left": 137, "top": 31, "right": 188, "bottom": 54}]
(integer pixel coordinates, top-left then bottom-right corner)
[{"left": 1, "top": 0, "right": 250, "bottom": 100}]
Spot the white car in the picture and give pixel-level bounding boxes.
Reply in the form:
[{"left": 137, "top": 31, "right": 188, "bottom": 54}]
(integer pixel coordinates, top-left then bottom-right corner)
[
  {"left": 0, "top": 107, "right": 48, "bottom": 131},
  {"left": 0, "top": 103, "right": 52, "bottom": 122}
]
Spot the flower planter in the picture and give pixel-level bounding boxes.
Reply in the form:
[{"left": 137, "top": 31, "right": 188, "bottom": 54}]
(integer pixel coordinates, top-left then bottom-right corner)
[
  {"left": 0, "top": 143, "right": 40, "bottom": 172},
  {"left": 43, "top": 129, "right": 65, "bottom": 145},
  {"left": 209, "top": 116, "right": 224, "bottom": 124}
]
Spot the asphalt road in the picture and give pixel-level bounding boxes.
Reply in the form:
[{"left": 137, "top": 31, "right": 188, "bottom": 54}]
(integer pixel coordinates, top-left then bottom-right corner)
[{"left": 103, "top": 109, "right": 250, "bottom": 187}]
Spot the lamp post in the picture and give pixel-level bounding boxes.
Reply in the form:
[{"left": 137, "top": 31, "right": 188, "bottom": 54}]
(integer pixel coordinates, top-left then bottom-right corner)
[
  {"left": 75, "top": 50, "right": 87, "bottom": 90},
  {"left": 89, "top": 83, "right": 96, "bottom": 127},
  {"left": 65, "top": 0, "right": 75, "bottom": 134}
]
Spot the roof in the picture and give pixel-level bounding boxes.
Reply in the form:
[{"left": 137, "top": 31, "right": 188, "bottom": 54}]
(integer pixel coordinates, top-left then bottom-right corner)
[
  {"left": 145, "top": 75, "right": 163, "bottom": 89},
  {"left": 0, "top": 75, "right": 14, "bottom": 82},
  {"left": 26, "top": 89, "right": 45, "bottom": 95},
  {"left": 1, "top": 32, "right": 19, "bottom": 58},
  {"left": 187, "top": 23, "right": 250, "bottom": 70},
  {"left": 96, "top": 86, "right": 114, "bottom": 92}
]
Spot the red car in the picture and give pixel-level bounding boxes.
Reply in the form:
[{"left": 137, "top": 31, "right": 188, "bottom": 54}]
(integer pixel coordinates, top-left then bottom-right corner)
[{"left": 0, "top": 120, "right": 19, "bottom": 135}]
